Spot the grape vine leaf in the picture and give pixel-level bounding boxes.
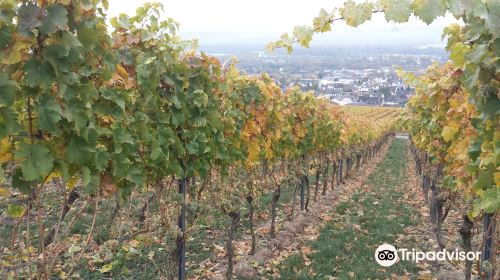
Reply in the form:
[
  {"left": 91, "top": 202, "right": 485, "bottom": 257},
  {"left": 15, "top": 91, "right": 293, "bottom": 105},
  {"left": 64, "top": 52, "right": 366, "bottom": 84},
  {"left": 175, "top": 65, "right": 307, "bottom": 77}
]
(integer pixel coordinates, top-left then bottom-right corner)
[
  {"left": 37, "top": 94, "right": 63, "bottom": 133},
  {"left": 0, "top": 25, "right": 13, "bottom": 49},
  {"left": 12, "top": 168, "right": 34, "bottom": 195},
  {"left": 112, "top": 127, "right": 135, "bottom": 145},
  {"left": 312, "top": 8, "right": 333, "bottom": 33},
  {"left": 486, "top": 0, "right": 500, "bottom": 38},
  {"left": 7, "top": 204, "right": 25, "bottom": 218},
  {"left": 82, "top": 166, "right": 100, "bottom": 193},
  {"left": 17, "top": 2, "right": 41, "bottom": 36},
  {"left": 441, "top": 125, "right": 458, "bottom": 142},
  {"left": 482, "top": 95, "right": 500, "bottom": 119},
  {"left": 380, "top": 0, "right": 412, "bottom": 23},
  {"left": 0, "top": 3, "right": 16, "bottom": 22},
  {"left": 23, "top": 59, "right": 55, "bottom": 87},
  {"left": 471, "top": 187, "right": 500, "bottom": 217},
  {"left": 150, "top": 139, "right": 162, "bottom": 160},
  {"left": 0, "top": 108, "right": 18, "bottom": 138},
  {"left": 14, "top": 143, "right": 54, "bottom": 181},
  {"left": 293, "top": 26, "right": 314, "bottom": 48},
  {"left": 0, "top": 73, "right": 16, "bottom": 106},
  {"left": 467, "top": 44, "right": 487, "bottom": 64},
  {"left": 66, "top": 137, "right": 95, "bottom": 166},
  {"left": 126, "top": 164, "right": 145, "bottom": 186},
  {"left": 413, "top": 0, "right": 446, "bottom": 25},
  {"left": 39, "top": 4, "right": 68, "bottom": 34},
  {"left": 448, "top": 0, "right": 467, "bottom": 17},
  {"left": 449, "top": 42, "right": 469, "bottom": 68},
  {"left": 340, "top": 0, "right": 374, "bottom": 27},
  {"left": 474, "top": 164, "right": 494, "bottom": 192},
  {"left": 77, "top": 24, "right": 99, "bottom": 50}
]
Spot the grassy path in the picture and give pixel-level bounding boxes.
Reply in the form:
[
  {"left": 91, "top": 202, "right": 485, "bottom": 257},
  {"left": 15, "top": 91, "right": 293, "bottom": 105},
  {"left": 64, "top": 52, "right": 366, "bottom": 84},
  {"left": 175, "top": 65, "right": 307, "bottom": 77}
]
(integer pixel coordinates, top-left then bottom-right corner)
[{"left": 278, "top": 139, "right": 421, "bottom": 279}]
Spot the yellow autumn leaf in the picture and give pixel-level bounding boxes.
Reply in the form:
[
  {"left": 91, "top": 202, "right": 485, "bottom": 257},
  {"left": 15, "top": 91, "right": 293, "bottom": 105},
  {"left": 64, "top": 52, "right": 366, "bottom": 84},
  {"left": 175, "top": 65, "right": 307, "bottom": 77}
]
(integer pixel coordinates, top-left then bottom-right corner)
[
  {"left": 441, "top": 125, "right": 458, "bottom": 142},
  {"left": 447, "top": 138, "right": 469, "bottom": 161},
  {"left": 99, "top": 115, "right": 115, "bottom": 124},
  {"left": 0, "top": 137, "right": 12, "bottom": 163},
  {"left": 3, "top": 41, "right": 30, "bottom": 65},
  {"left": 44, "top": 172, "right": 61, "bottom": 184},
  {"left": 99, "top": 263, "right": 113, "bottom": 273},
  {"left": 246, "top": 141, "right": 260, "bottom": 165},
  {"left": 66, "top": 176, "right": 79, "bottom": 190},
  {"left": 116, "top": 64, "right": 129, "bottom": 80},
  {"left": 0, "top": 187, "right": 10, "bottom": 197}
]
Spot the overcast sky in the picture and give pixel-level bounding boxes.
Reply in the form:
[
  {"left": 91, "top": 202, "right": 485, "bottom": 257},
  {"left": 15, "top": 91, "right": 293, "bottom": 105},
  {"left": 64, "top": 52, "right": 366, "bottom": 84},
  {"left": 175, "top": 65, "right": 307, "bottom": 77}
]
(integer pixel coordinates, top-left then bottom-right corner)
[{"left": 107, "top": 0, "right": 458, "bottom": 46}]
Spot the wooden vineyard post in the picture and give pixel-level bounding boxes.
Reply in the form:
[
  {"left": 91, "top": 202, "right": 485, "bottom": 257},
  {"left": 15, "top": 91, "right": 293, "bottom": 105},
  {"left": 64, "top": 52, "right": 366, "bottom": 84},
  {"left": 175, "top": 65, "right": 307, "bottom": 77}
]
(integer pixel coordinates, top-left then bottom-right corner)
[{"left": 177, "top": 178, "right": 187, "bottom": 280}]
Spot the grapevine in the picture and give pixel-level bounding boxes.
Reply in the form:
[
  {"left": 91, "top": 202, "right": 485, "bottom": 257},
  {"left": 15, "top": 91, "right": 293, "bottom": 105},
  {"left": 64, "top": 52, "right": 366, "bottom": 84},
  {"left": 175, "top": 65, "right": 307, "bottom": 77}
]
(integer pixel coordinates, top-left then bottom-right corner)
[
  {"left": 0, "top": 1, "right": 400, "bottom": 279},
  {"left": 271, "top": 1, "right": 499, "bottom": 279}
]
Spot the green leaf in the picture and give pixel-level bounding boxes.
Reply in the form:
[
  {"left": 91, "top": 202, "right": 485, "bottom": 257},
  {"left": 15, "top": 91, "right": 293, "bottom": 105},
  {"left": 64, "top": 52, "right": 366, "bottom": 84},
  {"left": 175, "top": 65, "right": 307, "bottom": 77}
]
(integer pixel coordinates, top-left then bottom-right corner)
[
  {"left": 79, "top": 0, "right": 94, "bottom": 11},
  {"left": 171, "top": 109, "right": 184, "bottom": 126},
  {"left": 0, "top": 168, "right": 5, "bottom": 184},
  {"left": 14, "top": 143, "right": 54, "bottom": 181},
  {"left": 112, "top": 127, "right": 135, "bottom": 145},
  {"left": 193, "top": 89, "right": 208, "bottom": 107},
  {"left": 186, "top": 141, "right": 199, "bottom": 155},
  {"left": 466, "top": 44, "right": 487, "bottom": 64},
  {"left": 7, "top": 204, "right": 25, "bottom": 218},
  {"left": 0, "top": 24, "right": 13, "bottom": 49},
  {"left": 66, "top": 137, "right": 95, "bottom": 166},
  {"left": 44, "top": 44, "right": 71, "bottom": 75},
  {"left": 192, "top": 115, "right": 207, "bottom": 127},
  {"left": 448, "top": 0, "right": 475, "bottom": 17},
  {"left": 293, "top": 26, "right": 314, "bottom": 48},
  {"left": 59, "top": 32, "right": 84, "bottom": 51},
  {"left": 110, "top": 152, "right": 130, "bottom": 178},
  {"left": 23, "top": 59, "right": 55, "bottom": 87},
  {"left": 12, "top": 168, "right": 35, "bottom": 195},
  {"left": 39, "top": 4, "right": 68, "bottom": 34},
  {"left": 449, "top": 42, "right": 470, "bottom": 68},
  {"left": 479, "top": 187, "right": 500, "bottom": 213},
  {"left": 95, "top": 146, "right": 110, "bottom": 171},
  {"left": 471, "top": 187, "right": 500, "bottom": 217},
  {"left": 171, "top": 95, "right": 182, "bottom": 109},
  {"left": 77, "top": 24, "right": 98, "bottom": 50},
  {"left": 474, "top": 164, "right": 494, "bottom": 192},
  {"left": 468, "top": 141, "right": 481, "bottom": 161},
  {"left": 0, "top": 73, "right": 16, "bottom": 106},
  {"left": 150, "top": 139, "right": 162, "bottom": 160},
  {"left": 53, "top": 159, "right": 70, "bottom": 181},
  {"left": 485, "top": 0, "right": 500, "bottom": 38},
  {"left": 0, "top": 107, "right": 18, "bottom": 138},
  {"left": 413, "top": 0, "right": 446, "bottom": 25},
  {"left": 0, "top": 3, "right": 16, "bottom": 22},
  {"left": 37, "top": 94, "right": 63, "bottom": 133},
  {"left": 82, "top": 167, "right": 100, "bottom": 193},
  {"left": 380, "top": 0, "right": 412, "bottom": 23},
  {"left": 101, "top": 89, "right": 126, "bottom": 110},
  {"left": 64, "top": 101, "right": 89, "bottom": 134},
  {"left": 482, "top": 94, "right": 500, "bottom": 119},
  {"left": 126, "top": 164, "right": 145, "bottom": 186}
]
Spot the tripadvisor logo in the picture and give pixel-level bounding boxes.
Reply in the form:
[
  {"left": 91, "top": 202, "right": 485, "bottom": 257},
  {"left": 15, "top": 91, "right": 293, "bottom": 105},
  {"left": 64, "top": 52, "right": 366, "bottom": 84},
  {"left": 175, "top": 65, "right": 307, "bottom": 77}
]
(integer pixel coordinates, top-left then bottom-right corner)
[
  {"left": 375, "top": 244, "right": 398, "bottom": 267},
  {"left": 375, "top": 244, "right": 481, "bottom": 267}
]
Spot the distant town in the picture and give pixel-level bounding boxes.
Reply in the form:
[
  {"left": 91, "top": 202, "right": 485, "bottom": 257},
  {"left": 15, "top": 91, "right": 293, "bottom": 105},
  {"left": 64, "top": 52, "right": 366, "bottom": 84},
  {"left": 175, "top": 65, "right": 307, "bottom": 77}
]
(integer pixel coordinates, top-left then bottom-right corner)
[{"left": 203, "top": 44, "right": 449, "bottom": 107}]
